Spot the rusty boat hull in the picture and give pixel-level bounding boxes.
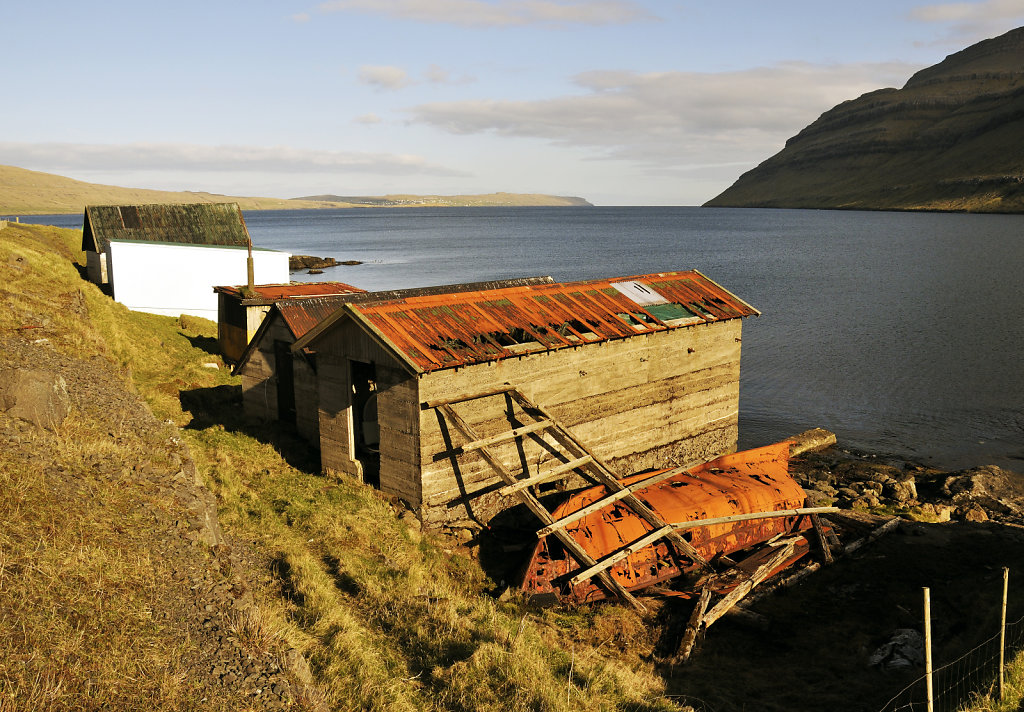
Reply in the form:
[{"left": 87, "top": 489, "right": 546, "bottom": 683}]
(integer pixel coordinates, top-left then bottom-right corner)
[{"left": 520, "top": 441, "right": 812, "bottom": 603}]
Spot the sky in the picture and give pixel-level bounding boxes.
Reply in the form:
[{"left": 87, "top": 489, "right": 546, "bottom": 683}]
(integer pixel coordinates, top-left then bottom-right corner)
[{"left": 3, "top": 1, "right": 1024, "bottom": 206}]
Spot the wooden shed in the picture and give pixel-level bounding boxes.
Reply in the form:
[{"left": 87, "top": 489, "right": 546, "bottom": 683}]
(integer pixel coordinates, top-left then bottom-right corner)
[
  {"left": 81, "top": 203, "right": 289, "bottom": 318},
  {"left": 291, "top": 271, "right": 760, "bottom": 531},
  {"left": 214, "top": 282, "right": 365, "bottom": 365},
  {"left": 234, "top": 277, "right": 554, "bottom": 446}
]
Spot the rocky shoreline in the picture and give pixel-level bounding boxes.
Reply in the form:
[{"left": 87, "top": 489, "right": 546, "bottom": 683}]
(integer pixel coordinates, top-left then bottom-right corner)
[
  {"left": 288, "top": 254, "right": 362, "bottom": 273},
  {"left": 791, "top": 434, "right": 1024, "bottom": 527}
]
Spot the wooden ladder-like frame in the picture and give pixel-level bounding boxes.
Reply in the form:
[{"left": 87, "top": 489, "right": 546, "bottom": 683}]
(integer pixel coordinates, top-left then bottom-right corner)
[{"left": 423, "top": 383, "right": 715, "bottom": 611}]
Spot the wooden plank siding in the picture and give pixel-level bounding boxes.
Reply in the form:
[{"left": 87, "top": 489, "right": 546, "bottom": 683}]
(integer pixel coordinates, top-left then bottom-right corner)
[
  {"left": 416, "top": 319, "right": 743, "bottom": 527},
  {"left": 315, "top": 320, "right": 423, "bottom": 508},
  {"left": 238, "top": 314, "right": 321, "bottom": 444}
]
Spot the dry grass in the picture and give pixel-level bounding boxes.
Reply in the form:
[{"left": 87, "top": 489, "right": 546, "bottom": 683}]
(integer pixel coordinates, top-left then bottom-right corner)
[{"left": 1, "top": 223, "right": 685, "bottom": 711}]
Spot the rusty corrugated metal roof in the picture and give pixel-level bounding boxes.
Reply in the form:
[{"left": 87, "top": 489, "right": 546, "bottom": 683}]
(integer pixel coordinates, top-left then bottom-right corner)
[
  {"left": 82, "top": 203, "right": 252, "bottom": 253},
  {"left": 277, "top": 296, "right": 358, "bottom": 340},
  {"left": 343, "top": 270, "right": 758, "bottom": 373},
  {"left": 214, "top": 282, "right": 366, "bottom": 304}
]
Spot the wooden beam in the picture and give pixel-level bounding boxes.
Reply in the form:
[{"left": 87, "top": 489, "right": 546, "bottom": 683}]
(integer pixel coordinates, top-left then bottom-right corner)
[
  {"left": 422, "top": 384, "right": 516, "bottom": 409},
  {"left": 535, "top": 465, "right": 693, "bottom": 537},
  {"left": 437, "top": 403, "right": 645, "bottom": 611},
  {"left": 456, "top": 419, "right": 552, "bottom": 453},
  {"left": 569, "top": 525, "right": 675, "bottom": 586},
  {"left": 499, "top": 456, "right": 592, "bottom": 496},
  {"left": 701, "top": 539, "right": 797, "bottom": 629},
  {"left": 675, "top": 585, "right": 712, "bottom": 664},
  {"left": 507, "top": 388, "right": 715, "bottom": 571},
  {"left": 810, "top": 513, "right": 834, "bottom": 564},
  {"left": 669, "top": 507, "right": 839, "bottom": 531}
]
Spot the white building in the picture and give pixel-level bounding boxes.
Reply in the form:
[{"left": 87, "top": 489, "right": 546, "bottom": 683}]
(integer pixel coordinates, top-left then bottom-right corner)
[{"left": 81, "top": 203, "right": 289, "bottom": 320}]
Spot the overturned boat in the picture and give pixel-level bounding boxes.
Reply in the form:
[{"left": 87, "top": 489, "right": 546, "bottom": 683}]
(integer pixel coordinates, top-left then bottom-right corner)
[{"left": 519, "top": 441, "right": 828, "bottom": 604}]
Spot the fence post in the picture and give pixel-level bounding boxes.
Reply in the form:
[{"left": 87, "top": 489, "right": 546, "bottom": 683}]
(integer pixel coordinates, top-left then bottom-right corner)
[
  {"left": 999, "top": 567, "right": 1009, "bottom": 702},
  {"left": 924, "top": 587, "right": 934, "bottom": 712}
]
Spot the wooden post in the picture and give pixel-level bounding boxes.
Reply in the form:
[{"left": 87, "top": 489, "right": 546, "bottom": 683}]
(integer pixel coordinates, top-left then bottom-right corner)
[
  {"left": 924, "top": 587, "right": 934, "bottom": 712},
  {"left": 999, "top": 567, "right": 1009, "bottom": 702},
  {"left": 675, "top": 585, "right": 712, "bottom": 664}
]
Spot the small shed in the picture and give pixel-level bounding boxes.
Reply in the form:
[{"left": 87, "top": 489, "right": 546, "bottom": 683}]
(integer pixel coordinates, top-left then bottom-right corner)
[
  {"left": 214, "top": 282, "right": 366, "bottom": 365},
  {"left": 234, "top": 276, "right": 555, "bottom": 446},
  {"left": 81, "top": 203, "right": 289, "bottom": 319},
  {"left": 291, "top": 270, "right": 759, "bottom": 530}
]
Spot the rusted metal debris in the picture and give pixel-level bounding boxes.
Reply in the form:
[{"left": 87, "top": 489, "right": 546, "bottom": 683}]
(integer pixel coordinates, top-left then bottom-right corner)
[
  {"left": 348, "top": 270, "right": 760, "bottom": 373},
  {"left": 519, "top": 441, "right": 829, "bottom": 604}
]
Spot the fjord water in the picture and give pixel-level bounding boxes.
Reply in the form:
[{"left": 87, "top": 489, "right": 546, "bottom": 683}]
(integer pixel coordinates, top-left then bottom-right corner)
[
  {"left": 26, "top": 207, "right": 1023, "bottom": 469},
  {"left": 240, "top": 206, "right": 1024, "bottom": 470}
]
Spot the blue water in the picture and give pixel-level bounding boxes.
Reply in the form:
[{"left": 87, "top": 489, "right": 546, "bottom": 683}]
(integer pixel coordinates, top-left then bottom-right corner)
[{"left": 22, "top": 207, "right": 1024, "bottom": 470}]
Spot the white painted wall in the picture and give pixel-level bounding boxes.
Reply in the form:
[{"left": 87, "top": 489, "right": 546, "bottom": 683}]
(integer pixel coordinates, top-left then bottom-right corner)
[{"left": 106, "top": 241, "right": 290, "bottom": 319}]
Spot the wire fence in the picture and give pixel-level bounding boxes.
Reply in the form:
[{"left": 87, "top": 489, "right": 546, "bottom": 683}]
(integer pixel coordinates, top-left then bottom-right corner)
[{"left": 878, "top": 585, "right": 1023, "bottom": 712}]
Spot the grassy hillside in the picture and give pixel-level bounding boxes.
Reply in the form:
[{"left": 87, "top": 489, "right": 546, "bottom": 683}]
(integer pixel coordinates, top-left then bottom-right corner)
[
  {"left": 0, "top": 164, "right": 591, "bottom": 214},
  {"left": 706, "top": 27, "right": 1024, "bottom": 213},
  {"left": 0, "top": 221, "right": 679, "bottom": 711}
]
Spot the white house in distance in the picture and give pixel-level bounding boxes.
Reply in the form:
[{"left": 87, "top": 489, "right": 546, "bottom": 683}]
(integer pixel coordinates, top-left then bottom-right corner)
[{"left": 81, "top": 203, "right": 289, "bottom": 320}]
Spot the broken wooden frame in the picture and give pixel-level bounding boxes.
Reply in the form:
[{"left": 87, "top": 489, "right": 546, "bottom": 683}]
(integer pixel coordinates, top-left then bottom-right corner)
[{"left": 426, "top": 383, "right": 844, "bottom": 610}]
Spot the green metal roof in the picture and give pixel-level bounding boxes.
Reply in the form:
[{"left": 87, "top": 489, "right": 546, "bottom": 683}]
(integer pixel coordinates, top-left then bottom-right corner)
[{"left": 82, "top": 203, "right": 250, "bottom": 253}]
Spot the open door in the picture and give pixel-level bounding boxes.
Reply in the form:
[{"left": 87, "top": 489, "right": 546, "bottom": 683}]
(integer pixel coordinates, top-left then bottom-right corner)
[{"left": 350, "top": 360, "right": 380, "bottom": 486}]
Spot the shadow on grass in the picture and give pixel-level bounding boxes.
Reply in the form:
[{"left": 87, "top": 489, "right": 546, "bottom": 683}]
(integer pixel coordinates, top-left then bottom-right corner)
[
  {"left": 178, "top": 384, "right": 320, "bottom": 474},
  {"left": 182, "top": 333, "right": 221, "bottom": 357}
]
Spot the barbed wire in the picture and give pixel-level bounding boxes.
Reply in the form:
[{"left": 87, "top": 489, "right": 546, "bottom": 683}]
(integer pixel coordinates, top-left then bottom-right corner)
[{"left": 877, "top": 613, "right": 1024, "bottom": 712}]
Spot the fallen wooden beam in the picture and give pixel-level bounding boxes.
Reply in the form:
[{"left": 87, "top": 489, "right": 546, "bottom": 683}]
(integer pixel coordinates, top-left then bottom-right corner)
[
  {"left": 674, "top": 585, "right": 712, "bottom": 664},
  {"left": 702, "top": 538, "right": 798, "bottom": 629}
]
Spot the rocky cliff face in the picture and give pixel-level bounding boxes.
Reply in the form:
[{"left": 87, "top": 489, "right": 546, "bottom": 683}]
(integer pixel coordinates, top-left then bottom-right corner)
[{"left": 706, "top": 27, "right": 1024, "bottom": 212}]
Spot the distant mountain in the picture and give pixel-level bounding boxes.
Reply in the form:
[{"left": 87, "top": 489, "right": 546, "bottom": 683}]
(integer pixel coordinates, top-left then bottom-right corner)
[
  {"left": 293, "top": 192, "right": 593, "bottom": 207},
  {"left": 0, "top": 164, "right": 592, "bottom": 215},
  {"left": 706, "top": 27, "right": 1024, "bottom": 213},
  {"left": 0, "top": 165, "right": 349, "bottom": 215}
]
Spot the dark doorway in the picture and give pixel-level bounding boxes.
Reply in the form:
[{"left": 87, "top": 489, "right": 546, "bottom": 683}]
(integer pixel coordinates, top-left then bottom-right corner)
[
  {"left": 350, "top": 360, "right": 380, "bottom": 486},
  {"left": 274, "top": 340, "right": 296, "bottom": 424}
]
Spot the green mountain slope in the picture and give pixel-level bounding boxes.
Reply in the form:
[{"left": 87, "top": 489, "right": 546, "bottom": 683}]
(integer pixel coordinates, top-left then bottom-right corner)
[{"left": 705, "top": 27, "right": 1024, "bottom": 213}]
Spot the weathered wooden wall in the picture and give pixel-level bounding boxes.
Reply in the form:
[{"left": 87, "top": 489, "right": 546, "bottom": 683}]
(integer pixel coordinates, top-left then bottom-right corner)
[
  {"left": 416, "top": 319, "right": 743, "bottom": 528},
  {"left": 238, "top": 315, "right": 320, "bottom": 443},
  {"left": 315, "top": 320, "right": 421, "bottom": 507}
]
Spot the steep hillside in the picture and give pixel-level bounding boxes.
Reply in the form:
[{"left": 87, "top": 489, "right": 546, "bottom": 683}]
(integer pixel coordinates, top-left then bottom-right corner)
[{"left": 706, "top": 27, "right": 1024, "bottom": 212}]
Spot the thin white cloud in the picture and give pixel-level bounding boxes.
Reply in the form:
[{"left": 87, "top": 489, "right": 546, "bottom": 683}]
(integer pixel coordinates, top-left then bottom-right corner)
[
  {"left": 424, "top": 63, "right": 475, "bottom": 85},
  {"left": 354, "top": 113, "right": 384, "bottom": 124},
  {"left": 291, "top": 12, "right": 311, "bottom": 22},
  {"left": 358, "top": 65, "right": 412, "bottom": 90},
  {"left": 910, "top": 0, "right": 1024, "bottom": 45},
  {"left": 316, "top": 0, "right": 656, "bottom": 27},
  {"left": 406, "top": 62, "right": 917, "bottom": 169},
  {"left": 0, "top": 142, "right": 467, "bottom": 177}
]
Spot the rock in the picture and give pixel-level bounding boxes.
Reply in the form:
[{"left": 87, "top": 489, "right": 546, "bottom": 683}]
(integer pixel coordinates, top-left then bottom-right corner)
[
  {"left": 958, "top": 503, "right": 989, "bottom": 522},
  {"left": 869, "top": 629, "right": 925, "bottom": 670},
  {"left": 804, "top": 490, "right": 835, "bottom": 508},
  {"left": 884, "top": 478, "right": 918, "bottom": 504},
  {"left": 0, "top": 367, "right": 70, "bottom": 430},
  {"left": 788, "top": 428, "right": 837, "bottom": 456}
]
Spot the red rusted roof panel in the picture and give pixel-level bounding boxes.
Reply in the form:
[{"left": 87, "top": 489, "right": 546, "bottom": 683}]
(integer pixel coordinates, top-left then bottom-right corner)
[
  {"left": 351, "top": 271, "right": 757, "bottom": 372},
  {"left": 215, "top": 282, "right": 365, "bottom": 301},
  {"left": 278, "top": 295, "right": 361, "bottom": 340}
]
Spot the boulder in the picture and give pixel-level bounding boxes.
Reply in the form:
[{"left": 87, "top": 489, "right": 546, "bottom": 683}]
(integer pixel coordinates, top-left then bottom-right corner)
[
  {"left": 0, "top": 368, "right": 70, "bottom": 430},
  {"left": 869, "top": 629, "right": 925, "bottom": 670}
]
